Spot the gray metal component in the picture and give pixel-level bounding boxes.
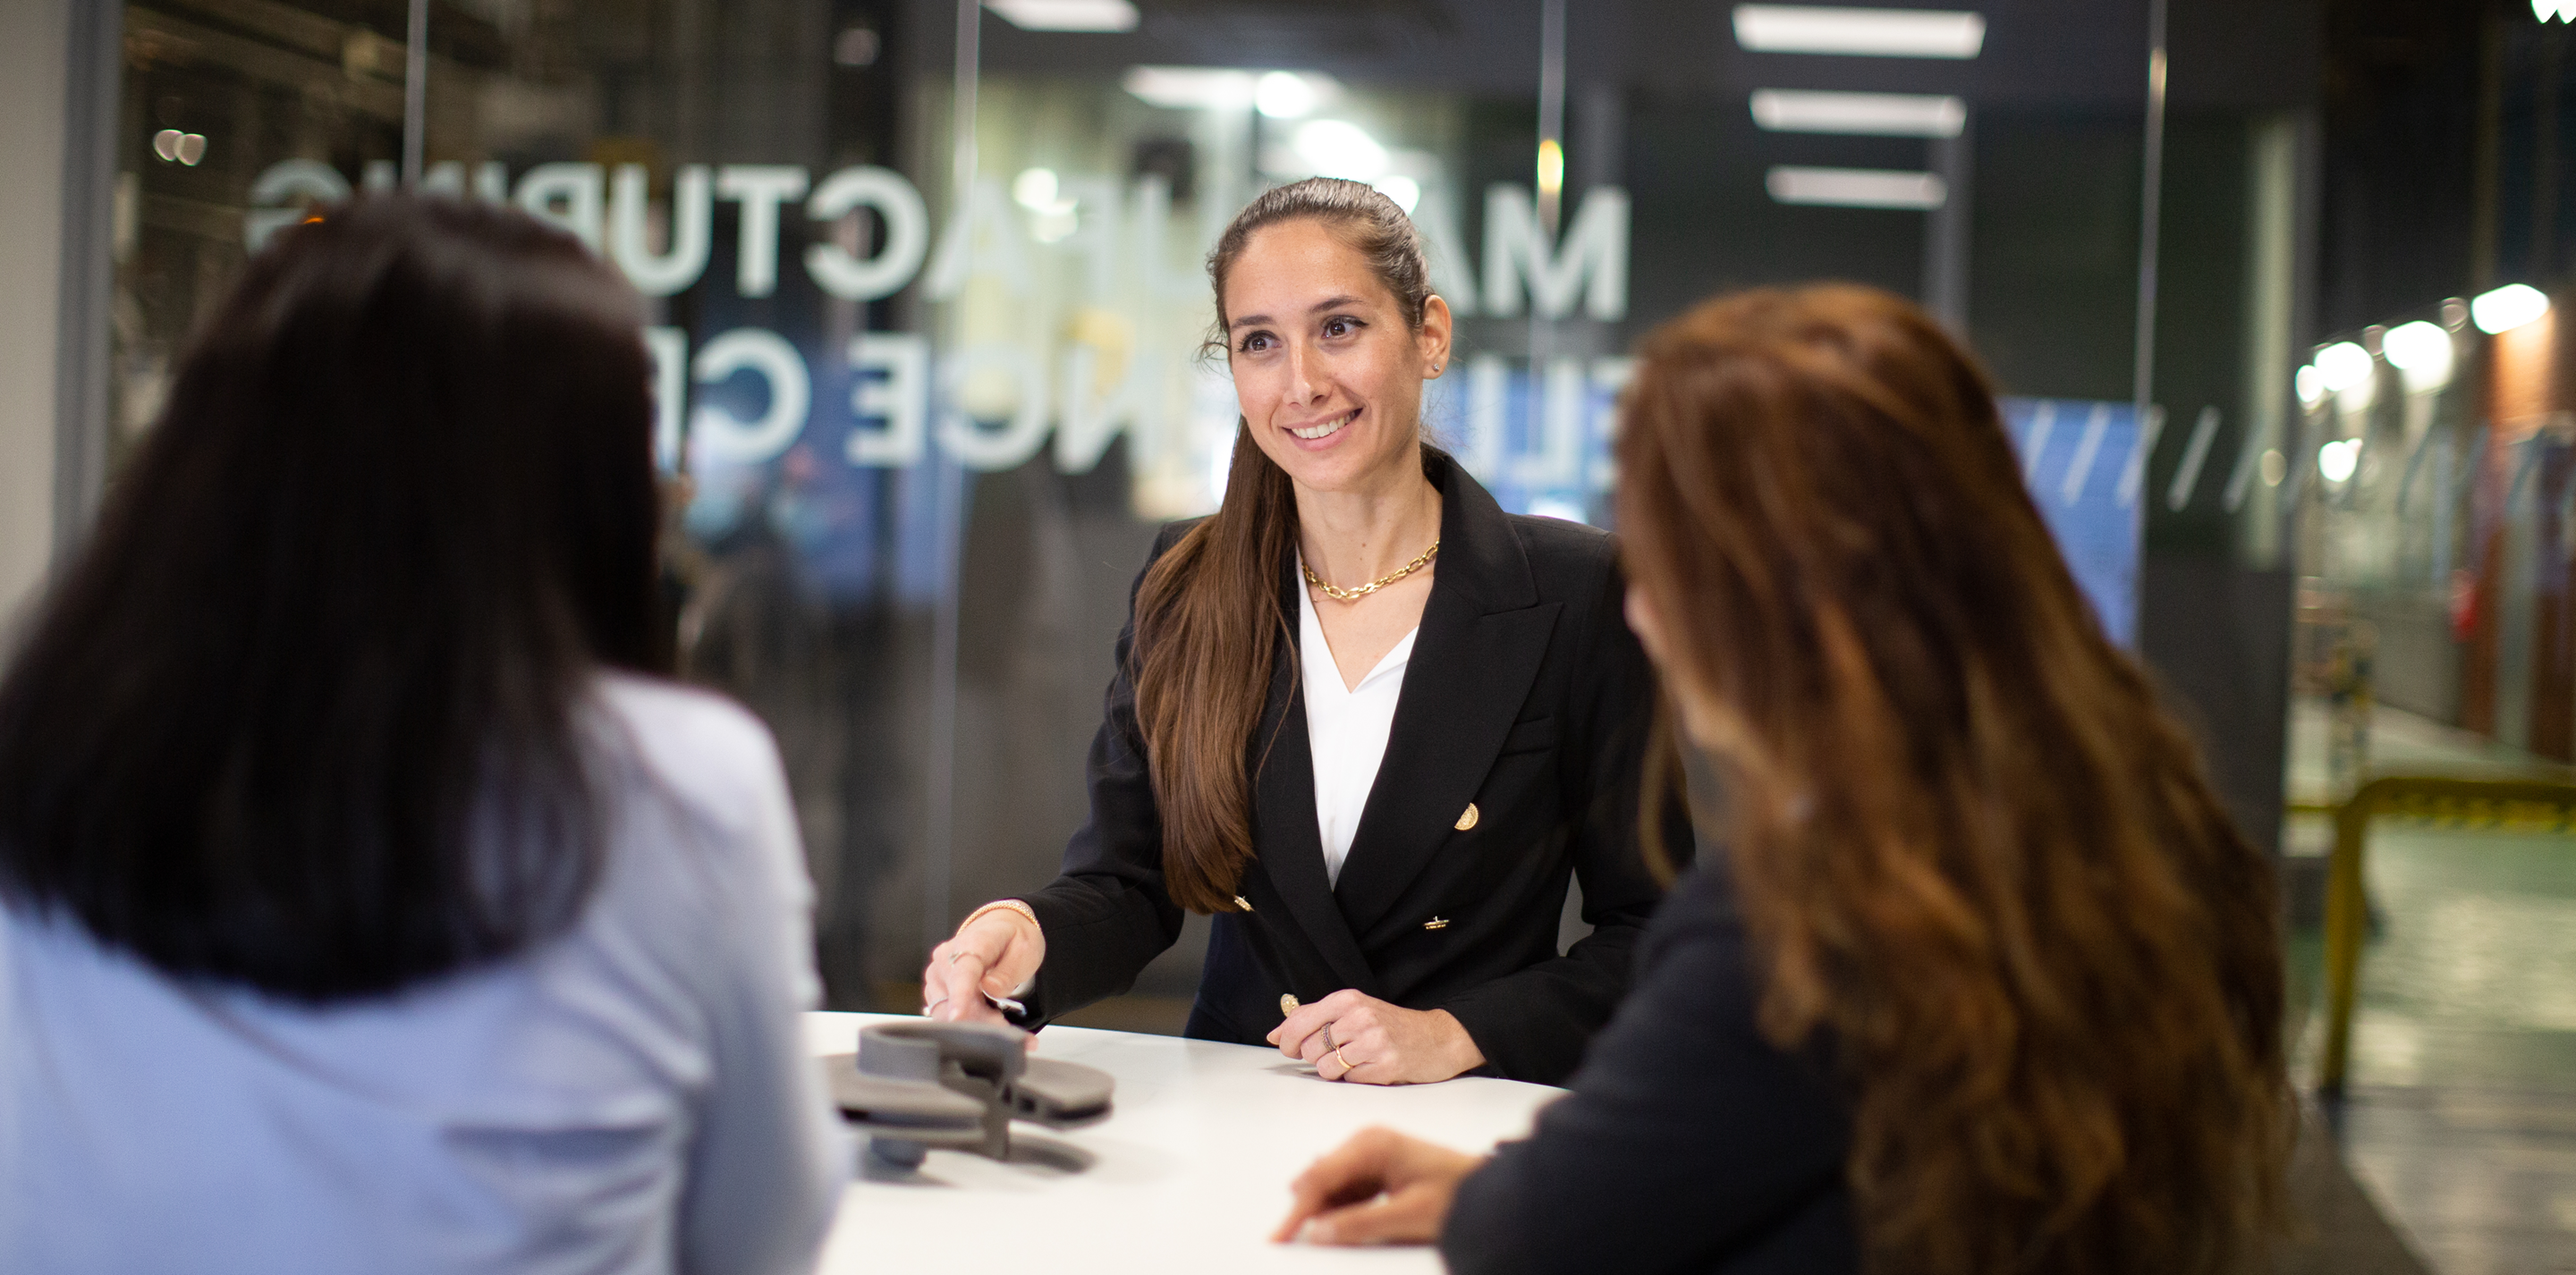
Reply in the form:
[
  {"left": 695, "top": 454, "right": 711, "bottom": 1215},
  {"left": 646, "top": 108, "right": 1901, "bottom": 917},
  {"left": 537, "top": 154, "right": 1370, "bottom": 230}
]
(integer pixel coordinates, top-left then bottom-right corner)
[
  {"left": 1010, "top": 1058, "right": 1114, "bottom": 1127},
  {"left": 833, "top": 1022, "right": 1115, "bottom": 1167}
]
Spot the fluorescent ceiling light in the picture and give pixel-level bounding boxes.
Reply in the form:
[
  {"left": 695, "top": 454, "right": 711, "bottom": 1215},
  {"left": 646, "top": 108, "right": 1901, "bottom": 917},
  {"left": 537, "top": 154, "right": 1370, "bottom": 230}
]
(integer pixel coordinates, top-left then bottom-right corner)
[
  {"left": 1750, "top": 89, "right": 1965, "bottom": 136},
  {"left": 1257, "top": 72, "right": 1334, "bottom": 119},
  {"left": 2471, "top": 282, "right": 2549, "bottom": 334},
  {"left": 2313, "top": 341, "right": 2373, "bottom": 393},
  {"left": 1122, "top": 67, "right": 1340, "bottom": 116},
  {"left": 1767, "top": 165, "right": 1946, "bottom": 209},
  {"left": 2318, "top": 439, "right": 2360, "bottom": 483},
  {"left": 1733, "top": 5, "right": 1986, "bottom": 58},
  {"left": 1123, "top": 66, "right": 1255, "bottom": 110},
  {"left": 2295, "top": 365, "right": 2326, "bottom": 404},
  {"left": 987, "top": 0, "right": 1138, "bottom": 32},
  {"left": 2380, "top": 320, "right": 2454, "bottom": 390},
  {"left": 1292, "top": 120, "right": 1387, "bottom": 180}
]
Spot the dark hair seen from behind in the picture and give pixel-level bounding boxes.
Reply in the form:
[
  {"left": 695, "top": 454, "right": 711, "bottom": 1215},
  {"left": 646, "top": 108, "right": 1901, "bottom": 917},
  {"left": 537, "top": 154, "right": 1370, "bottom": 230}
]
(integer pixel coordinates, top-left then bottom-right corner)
[{"left": 0, "top": 196, "right": 663, "bottom": 1001}]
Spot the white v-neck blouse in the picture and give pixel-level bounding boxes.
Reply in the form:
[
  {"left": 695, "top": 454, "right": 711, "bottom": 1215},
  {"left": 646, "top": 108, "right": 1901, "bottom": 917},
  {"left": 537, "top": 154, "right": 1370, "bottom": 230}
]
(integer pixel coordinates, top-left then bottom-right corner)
[{"left": 1297, "top": 575, "right": 1419, "bottom": 888}]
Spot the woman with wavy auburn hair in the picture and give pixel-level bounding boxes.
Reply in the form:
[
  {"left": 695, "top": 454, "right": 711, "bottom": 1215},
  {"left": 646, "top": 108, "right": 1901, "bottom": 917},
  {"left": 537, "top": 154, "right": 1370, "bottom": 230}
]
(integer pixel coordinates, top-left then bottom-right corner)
[{"left": 1278, "top": 284, "right": 2292, "bottom": 1274}]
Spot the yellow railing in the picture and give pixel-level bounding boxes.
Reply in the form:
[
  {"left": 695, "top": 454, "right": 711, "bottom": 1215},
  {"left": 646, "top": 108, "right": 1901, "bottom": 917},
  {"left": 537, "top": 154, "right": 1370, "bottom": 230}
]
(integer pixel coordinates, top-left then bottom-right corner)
[{"left": 2314, "top": 774, "right": 2576, "bottom": 1096}]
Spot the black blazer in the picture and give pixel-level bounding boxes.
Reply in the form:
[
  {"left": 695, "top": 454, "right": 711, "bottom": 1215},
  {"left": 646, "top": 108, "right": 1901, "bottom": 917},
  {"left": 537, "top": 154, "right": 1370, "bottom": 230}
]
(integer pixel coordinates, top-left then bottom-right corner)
[
  {"left": 1441, "top": 861, "right": 1857, "bottom": 1274},
  {"left": 1012, "top": 450, "right": 1678, "bottom": 1084}
]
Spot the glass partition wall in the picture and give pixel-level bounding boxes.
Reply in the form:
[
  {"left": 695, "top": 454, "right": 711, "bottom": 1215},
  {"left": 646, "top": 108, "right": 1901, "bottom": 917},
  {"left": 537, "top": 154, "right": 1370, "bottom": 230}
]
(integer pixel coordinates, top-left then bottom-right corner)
[{"left": 105, "top": 0, "right": 2288, "bottom": 1021}]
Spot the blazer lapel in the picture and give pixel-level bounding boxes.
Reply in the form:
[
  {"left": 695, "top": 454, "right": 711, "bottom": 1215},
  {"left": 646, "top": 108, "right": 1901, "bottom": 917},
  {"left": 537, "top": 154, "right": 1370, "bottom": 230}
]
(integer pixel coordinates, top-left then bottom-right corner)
[
  {"left": 1330, "top": 453, "right": 1558, "bottom": 935},
  {"left": 1251, "top": 576, "right": 1382, "bottom": 994}
]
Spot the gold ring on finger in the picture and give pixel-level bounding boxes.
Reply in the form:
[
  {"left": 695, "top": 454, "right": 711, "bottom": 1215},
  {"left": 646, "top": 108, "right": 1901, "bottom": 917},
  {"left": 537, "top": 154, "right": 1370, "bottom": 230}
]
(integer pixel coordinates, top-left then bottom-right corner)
[{"left": 1333, "top": 1045, "right": 1354, "bottom": 1072}]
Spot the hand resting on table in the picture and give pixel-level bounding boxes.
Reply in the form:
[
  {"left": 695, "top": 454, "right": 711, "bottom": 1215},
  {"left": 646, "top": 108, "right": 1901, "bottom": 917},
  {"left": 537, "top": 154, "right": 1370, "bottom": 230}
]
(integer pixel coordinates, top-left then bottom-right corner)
[
  {"left": 1267, "top": 989, "right": 1487, "bottom": 1085},
  {"left": 1274, "top": 1127, "right": 1484, "bottom": 1245}
]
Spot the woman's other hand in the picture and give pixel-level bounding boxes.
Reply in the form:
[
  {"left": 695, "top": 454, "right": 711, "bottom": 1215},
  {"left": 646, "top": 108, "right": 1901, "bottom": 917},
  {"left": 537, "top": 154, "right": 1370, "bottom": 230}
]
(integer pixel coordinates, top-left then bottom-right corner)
[
  {"left": 921, "top": 906, "right": 1045, "bottom": 1026},
  {"left": 1272, "top": 1127, "right": 1483, "bottom": 1245},
  {"left": 1267, "top": 989, "right": 1486, "bottom": 1084}
]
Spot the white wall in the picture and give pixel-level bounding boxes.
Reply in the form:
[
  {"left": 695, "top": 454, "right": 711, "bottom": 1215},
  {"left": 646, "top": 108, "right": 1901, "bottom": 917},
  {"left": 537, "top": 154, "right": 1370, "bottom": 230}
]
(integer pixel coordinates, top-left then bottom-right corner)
[{"left": 0, "top": 0, "right": 68, "bottom": 621}]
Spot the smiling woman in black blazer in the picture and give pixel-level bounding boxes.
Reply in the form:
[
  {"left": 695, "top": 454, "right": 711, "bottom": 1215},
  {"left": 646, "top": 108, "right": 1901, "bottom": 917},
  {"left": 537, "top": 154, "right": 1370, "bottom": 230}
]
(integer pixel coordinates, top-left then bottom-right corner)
[{"left": 919, "top": 177, "right": 1674, "bottom": 1086}]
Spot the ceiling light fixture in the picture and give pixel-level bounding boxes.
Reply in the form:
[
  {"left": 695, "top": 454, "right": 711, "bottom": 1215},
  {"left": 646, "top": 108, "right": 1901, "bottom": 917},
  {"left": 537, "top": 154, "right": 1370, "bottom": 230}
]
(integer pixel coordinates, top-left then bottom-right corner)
[
  {"left": 2313, "top": 342, "right": 2375, "bottom": 393},
  {"left": 2318, "top": 439, "right": 2360, "bottom": 484},
  {"left": 1733, "top": 5, "right": 1987, "bottom": 58},
  {"left": 986, "top": 0, "right": 1138, "bottom": 33},
  {"left": 1256, "top": 72, "right": 1327, "bottom": 119},
  {"left": 1750, "top": 89, "right": 1966, "bottom": 136},
  {"left": 2470, "top": 283, "right": 2550, "bottom": 334},
  {"left": 152, "top": 129, "right": 208, "bottom": 165},
  {"left": 2380, "top": 320, "right": 2455, "bottom": 390},
  {"left": 1292, "top": 120, "right": 1388, "bottom": 181},
  {"left": 1122, "top": 66, "right": 1255, "bottom": 110},
  {"left": 2295, "top": 365, "right": 2326, "bottom": 405},
  {"left": 1767, "top": 165, "right": 1946, "bottom": 209}
]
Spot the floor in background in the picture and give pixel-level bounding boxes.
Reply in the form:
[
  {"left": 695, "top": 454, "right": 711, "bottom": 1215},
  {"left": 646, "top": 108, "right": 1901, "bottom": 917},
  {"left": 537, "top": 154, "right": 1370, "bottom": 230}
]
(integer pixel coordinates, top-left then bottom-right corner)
[{"left": 2284, "top": 701, "right": 2576, "bottom": 1275}]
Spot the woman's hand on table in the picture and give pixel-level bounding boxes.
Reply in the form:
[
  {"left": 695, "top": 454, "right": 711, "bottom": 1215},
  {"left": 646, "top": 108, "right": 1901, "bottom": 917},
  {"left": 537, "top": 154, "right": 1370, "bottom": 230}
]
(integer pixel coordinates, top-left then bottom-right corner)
[
  {"left": 1268, "top": 989, "right": 1486, "bottom": 1085},
  {"left": 921, "top": 906, "right": 1045, "bottom": 1027},
  {"left": 1273, "top": 1127, "right": 1484, "bottom": 1246}
]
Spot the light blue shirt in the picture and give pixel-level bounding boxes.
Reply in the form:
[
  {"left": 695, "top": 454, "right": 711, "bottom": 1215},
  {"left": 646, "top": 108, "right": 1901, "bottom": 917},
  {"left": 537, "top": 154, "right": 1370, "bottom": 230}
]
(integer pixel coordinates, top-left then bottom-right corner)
[{"left": 0, "top": 674, "right": 849, "bottom": 1274}]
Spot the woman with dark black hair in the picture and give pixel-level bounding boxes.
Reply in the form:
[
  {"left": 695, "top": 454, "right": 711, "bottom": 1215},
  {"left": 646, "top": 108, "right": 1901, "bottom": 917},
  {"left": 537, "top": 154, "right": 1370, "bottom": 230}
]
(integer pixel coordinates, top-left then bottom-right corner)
[{"left": 0, "top": 197, "right": 844, "bottom": 1274}]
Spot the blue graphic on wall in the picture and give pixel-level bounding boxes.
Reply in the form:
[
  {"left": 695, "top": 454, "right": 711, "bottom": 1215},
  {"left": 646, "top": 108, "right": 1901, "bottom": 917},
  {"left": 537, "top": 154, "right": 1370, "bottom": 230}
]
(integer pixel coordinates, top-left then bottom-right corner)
[
  {"left": 1432, "top": 356, "right": 1626, "bottom": 528},
  {"left": 1999, "top": 399, "right": 2147, "bottom": 647}
]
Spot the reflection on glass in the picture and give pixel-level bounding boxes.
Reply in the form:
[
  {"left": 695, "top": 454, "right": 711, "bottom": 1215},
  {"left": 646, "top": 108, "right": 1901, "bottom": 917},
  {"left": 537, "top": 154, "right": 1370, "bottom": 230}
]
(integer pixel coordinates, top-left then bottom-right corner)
[
  {"left": 114, "top": 1, "right": 410, "bottom": 466},
  {"left": 116, "top": 0, "right": 2263, "bottom": 1017}
]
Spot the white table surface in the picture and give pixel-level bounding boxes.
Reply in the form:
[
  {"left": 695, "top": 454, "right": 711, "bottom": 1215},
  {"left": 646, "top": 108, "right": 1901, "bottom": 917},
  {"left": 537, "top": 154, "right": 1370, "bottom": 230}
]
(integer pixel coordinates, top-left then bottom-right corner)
[{"left": 803, "top": 1011, "right": 1563, "bottom": 1273}]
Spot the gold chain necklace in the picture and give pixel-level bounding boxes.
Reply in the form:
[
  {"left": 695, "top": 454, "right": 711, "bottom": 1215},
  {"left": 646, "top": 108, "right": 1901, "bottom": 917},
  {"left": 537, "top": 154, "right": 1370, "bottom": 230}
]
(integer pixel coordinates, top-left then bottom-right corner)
[{"left": 1301, "top": 539, "right": 1440, "bottom": 601}]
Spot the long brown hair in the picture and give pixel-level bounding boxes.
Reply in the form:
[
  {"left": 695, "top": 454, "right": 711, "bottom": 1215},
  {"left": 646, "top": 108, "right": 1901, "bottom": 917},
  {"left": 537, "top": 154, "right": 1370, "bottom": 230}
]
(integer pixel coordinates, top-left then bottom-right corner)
[
  {"left": 1131, "top": 178, "right": 1434, "bottom": 913},
  {"left": 1617, "top": 286, "right": 2290, "bottom": 1274}
]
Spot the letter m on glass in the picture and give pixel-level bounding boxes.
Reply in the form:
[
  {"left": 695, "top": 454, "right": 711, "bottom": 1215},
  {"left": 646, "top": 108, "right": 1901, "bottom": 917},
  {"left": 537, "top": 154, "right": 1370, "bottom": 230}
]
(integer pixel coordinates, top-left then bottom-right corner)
[{"left": 1480, "top": 185, "right": 1631, "bottom": 322}]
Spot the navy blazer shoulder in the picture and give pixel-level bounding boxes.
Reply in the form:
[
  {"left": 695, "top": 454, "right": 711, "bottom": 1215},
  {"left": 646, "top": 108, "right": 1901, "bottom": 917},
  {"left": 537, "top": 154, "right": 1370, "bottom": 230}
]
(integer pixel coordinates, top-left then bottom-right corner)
[
  {"left": 1443, "top": 859, "right": 1858, "bottom": 1274},
  {"left": 1014, "top": 448, "right": 1683, "bottom": 1084}
]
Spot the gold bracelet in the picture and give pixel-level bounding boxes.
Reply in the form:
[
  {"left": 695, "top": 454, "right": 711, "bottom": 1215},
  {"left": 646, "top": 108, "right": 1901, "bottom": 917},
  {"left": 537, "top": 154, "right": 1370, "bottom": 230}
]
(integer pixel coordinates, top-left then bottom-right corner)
[{"left": 961, "top": 899, "right": 1039, "bottom": 938}]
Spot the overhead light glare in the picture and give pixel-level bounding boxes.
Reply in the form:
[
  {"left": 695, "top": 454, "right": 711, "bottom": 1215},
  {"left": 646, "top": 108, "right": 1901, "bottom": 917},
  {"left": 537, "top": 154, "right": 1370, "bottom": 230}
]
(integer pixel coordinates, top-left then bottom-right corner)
[
  {"left": 1257, "top": 71, "right": 1329, "bottom": 119},
  {"left": 1374, "top": 174, "right": 1421, "bottom": 214},
  {"left": 986, "top": 0, "right": 1138, "bottom": 32},
  {"left": 1751, "top": 89, "right": 1965, "bottom": 136},
  {"left": 2294, "top": 365, "right": 2326, "bottom": 405},
  {"left": 2471, "top": 282, "right": 2550, "bottom": 334},
  {"left": 1767, "top": 165, "right": 1946, "bottom": 209},
  {"left": 1536, "top": 139, "right": 1565, "bottom": 194},
  {"left": 2314, "top": 342, "right": 2374, "bottom": 393},
  {"left": 1123, "top": 66, "right": 1255, "bottom": 110},
  {"left": 2381, "top": 320, "right": 2455, "bottom": 389},
  {"left": 2538, "top": 2, "right": 2576, "bottom": 25},
  {"left": 1292, "top": 119, "right": 1388, "bottom": 181},
  {"left": 153, "top": 129, "right": 208, "bottom": 165},
  {"left": 1733, "top": 5, "right": 1987, "bottom": 58},
  {"left": 2318, "top": 438, "right": 2361, "bottom": 484},
  {"left": 1012, "top": 167, "right": 1060, "bottom": 211}
]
